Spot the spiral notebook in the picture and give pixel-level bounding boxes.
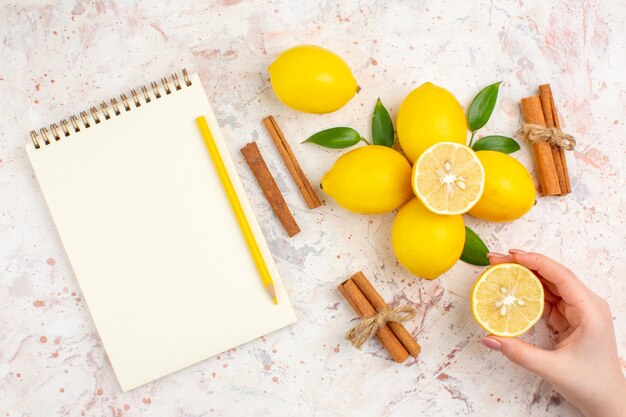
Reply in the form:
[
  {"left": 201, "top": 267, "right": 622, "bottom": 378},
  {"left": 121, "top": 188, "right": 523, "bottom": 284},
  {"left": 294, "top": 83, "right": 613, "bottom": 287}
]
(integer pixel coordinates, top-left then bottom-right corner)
[{"left": 26, "top": 70, "right": 297, "bottom": 391}]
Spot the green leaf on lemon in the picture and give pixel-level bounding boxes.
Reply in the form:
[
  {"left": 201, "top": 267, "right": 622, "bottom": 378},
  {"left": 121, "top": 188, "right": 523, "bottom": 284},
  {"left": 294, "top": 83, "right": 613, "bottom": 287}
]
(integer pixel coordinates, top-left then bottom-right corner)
[
  {"left": 472, "top": 135, "right": 520, "bottom": 154},
  {"left": 468, "top": 81, "right": 502, "bottom": 132},
  {"left": 303, "top": 127, "right": 362, "bottom": 149},
  {"left": 460, "top": 226, "right": 490, "bottom": 266},
  {"left": 372, "top": 98, "right": 394, "bottom": 147}
]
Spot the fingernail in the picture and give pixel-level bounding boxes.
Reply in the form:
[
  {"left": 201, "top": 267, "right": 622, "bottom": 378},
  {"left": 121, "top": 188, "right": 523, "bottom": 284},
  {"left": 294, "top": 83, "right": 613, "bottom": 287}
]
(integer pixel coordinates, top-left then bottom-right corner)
[
  {"left": 487, "top": 252, "right": 506, "bottom": 258},
  {"left": 509, "top": 249, "right": 527, "bottom": 254},
  {"left": 481, "top": 337, "right": 502, "bottom": 351}
]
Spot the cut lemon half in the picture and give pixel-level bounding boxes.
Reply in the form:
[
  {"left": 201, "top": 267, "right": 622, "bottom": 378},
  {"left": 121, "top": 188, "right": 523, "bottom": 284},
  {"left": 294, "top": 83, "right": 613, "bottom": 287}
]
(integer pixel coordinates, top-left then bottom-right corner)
[
  {"left": 412, "top": 142, "right": 485, "bottom": 215},
  {"left": 471, "top": 263, "right": 544, "bottom": 337}
]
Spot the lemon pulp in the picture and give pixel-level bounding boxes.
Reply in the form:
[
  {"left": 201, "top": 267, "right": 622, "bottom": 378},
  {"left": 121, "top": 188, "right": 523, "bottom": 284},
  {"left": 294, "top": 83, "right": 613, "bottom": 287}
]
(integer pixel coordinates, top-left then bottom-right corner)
[
  {"left": 413, "top": 142, "right": 485, "bottom": 215},
  {"left": 471, "top": 263, "right": 544, "bottom": 337}
]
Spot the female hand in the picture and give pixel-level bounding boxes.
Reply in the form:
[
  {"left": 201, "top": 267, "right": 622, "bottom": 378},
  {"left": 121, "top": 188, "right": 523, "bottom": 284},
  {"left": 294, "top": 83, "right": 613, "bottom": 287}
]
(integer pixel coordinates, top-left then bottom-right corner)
[{"left": 483, "top": 249, "right": 626, "bottom": 417}]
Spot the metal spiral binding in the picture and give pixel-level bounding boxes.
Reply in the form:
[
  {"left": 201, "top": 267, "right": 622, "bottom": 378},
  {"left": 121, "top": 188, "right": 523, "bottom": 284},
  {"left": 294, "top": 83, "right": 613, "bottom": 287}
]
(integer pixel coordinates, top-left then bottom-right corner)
[
  {"left": 30, "top": 68, "right": 192, "bottom": 149},
  {"left": 50, "top": 123, "right": 60, "bottom": 140}
]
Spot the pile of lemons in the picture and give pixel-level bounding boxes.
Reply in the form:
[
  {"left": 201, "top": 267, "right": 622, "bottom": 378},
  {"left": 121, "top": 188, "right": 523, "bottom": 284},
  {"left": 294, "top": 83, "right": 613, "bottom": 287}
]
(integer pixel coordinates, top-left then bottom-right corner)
[{"left": 269, "top": 45, "right": 536, "bottom": 281}]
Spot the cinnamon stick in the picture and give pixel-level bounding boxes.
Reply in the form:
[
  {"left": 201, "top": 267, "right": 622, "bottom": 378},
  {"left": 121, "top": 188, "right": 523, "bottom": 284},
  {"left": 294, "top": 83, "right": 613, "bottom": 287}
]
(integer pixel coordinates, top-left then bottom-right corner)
[
  {"left": 338, "top": 279, "right": 410, "bottom": 363},
  {"left": 241, "top": 142, "right": 301, "bottom": 237},
  {"left": 262, "top": 116, "right": 322, "bottom": 209},
  {"left": 520, "top": 96, "right": 561, "bottom": 196},
  {"left": 555, "top": 141, "right": 570, "bottom": 194},
  {"left": 350, "top": 272, "right": 421, "bottom": 357},
  {"left": 539, "top": 84, "right": 571, "bottom": 195}
]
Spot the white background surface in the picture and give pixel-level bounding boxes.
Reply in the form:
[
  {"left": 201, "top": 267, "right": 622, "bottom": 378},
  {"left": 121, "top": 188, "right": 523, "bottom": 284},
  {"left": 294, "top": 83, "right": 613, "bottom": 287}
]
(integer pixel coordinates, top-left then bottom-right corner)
[{"left": 1, "top": 1, "right": 624, "bottom": 416}]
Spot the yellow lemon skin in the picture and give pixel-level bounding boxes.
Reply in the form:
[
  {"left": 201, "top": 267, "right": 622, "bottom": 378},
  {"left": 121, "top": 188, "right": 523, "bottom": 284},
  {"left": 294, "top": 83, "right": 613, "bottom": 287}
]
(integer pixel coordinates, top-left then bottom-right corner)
[
  {"left": 469, "top": 151, "right": 536, "bottom": 222},
  {"left": 269, "top": 45, "right": 357, "bottom": 114},
  {"left": 396, "top": 82, "right": 467, "bottom": 163},
  {"left": 392, "top": 198, "right": 465, "bottom": 279},
  {"left": 321, "top": 145, "right": 413, "bottom": 214}
]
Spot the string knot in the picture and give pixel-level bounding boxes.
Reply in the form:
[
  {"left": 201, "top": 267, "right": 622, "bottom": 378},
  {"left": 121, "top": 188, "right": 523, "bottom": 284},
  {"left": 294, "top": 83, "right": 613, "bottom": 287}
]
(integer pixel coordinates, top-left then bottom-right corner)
[
  {"left": 345, "top": 305, "right": 416, "bottom": 349},
  {"left": 521, "top": 123, "right": 576, "bottom": 150}
]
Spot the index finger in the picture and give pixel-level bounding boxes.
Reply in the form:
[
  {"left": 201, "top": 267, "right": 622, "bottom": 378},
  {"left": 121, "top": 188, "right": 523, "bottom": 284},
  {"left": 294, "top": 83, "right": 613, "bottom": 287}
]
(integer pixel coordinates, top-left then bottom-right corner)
[{"left": 509, "top": 251, "right": 592, "bottom": 306}]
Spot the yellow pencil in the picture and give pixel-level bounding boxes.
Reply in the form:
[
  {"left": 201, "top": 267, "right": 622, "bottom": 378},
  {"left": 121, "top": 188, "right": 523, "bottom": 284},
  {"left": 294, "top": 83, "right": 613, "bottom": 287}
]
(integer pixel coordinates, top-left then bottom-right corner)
[{"left": 195, "top": 116, "right": 277, "bottom": 305}]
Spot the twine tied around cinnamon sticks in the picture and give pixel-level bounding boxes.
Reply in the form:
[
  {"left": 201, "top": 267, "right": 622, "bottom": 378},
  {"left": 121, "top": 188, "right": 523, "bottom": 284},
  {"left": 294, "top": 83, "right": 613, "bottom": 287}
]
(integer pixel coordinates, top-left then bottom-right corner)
[
  {"left": 346, "top": 305, "right": 416, "bottom": 349},
  {"left": 521, "top": 123, "right": 576, "bottom": 151}
]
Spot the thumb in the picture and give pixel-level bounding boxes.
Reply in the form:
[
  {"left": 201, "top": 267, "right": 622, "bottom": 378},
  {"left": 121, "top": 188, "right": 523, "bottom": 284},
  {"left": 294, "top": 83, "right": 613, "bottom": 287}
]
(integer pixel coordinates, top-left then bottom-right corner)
[{"left": 482, "top": 336, "right": 555, "bottom": 378}]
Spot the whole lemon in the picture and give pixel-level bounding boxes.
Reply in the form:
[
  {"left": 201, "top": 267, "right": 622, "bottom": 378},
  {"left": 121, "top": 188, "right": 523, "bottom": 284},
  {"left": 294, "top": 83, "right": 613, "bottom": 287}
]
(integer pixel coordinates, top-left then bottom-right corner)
[
  {"left": 269, "top": 45, "right": 357, "bottom": 114},
  {"left": 469, "top": 151, "right": 536, "bottom": 222},
  {"left": 396, "top": 82, "right": 467, "bottom": 163},
  {"left": 321, "top": 145, "right": 412, "bottom": 214},
  {"left": 392, "top": 198, "right": 465, "bottom": 279}
]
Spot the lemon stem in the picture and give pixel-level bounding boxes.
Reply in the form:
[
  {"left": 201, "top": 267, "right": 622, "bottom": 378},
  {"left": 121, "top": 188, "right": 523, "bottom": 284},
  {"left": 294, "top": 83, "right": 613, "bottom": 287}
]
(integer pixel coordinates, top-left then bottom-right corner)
[
  {"left": 360, "top": 137, "right": 371, "bottom": 145},
  {"left": 469, "top": 131, "right": 477, "bottom": 147}
]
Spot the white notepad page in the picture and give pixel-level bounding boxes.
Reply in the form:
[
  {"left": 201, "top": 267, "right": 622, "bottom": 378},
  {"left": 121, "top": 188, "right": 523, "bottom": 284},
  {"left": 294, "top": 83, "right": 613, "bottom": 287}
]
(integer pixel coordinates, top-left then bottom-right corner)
[{"left": 26, "top": 73, "right": 297, "bottom": 391}]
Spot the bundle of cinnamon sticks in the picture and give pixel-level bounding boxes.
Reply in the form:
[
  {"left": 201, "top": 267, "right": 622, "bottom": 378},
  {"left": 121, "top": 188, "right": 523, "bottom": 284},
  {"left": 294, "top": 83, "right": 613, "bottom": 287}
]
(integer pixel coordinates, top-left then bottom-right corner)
[
  {"left": 520, "top": 84, "right": 572, "bottom": 196},
  {"left": 338, "top": 272, "right": 420, "bottom": 363}
]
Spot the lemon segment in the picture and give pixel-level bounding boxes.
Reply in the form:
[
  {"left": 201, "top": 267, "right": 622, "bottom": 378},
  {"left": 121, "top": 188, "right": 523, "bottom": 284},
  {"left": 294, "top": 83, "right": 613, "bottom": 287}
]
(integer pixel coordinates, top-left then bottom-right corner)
[
  {"left": 471, "top": 263, "right": 544, "bottom": 337},
  {"left": 413, "top": 142, "right": 485, "bottom": 215},
  {"left": 269, "top": 45, "right": 357, "bottom": 114}
]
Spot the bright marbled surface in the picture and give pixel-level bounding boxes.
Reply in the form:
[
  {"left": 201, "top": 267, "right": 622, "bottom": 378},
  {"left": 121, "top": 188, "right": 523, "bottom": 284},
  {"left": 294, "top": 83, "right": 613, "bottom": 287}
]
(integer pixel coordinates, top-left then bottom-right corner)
[{"left": 0, "top": 1, "right": 624, "bottom": 416}]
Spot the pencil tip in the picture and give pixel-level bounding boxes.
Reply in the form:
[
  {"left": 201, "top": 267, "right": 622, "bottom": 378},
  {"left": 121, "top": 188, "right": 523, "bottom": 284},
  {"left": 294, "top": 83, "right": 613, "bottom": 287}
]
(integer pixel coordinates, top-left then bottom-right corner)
[{"left": 267, "top": 284, "right": 277, "bottom": 304}]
